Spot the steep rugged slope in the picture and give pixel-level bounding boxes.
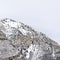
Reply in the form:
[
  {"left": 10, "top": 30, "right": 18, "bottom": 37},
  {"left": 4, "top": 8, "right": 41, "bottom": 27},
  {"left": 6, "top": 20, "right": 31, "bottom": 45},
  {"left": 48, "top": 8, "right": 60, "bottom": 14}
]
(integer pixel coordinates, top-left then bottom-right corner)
[{"left": 0, "top": 18, "right": 60, "bottom": 60}]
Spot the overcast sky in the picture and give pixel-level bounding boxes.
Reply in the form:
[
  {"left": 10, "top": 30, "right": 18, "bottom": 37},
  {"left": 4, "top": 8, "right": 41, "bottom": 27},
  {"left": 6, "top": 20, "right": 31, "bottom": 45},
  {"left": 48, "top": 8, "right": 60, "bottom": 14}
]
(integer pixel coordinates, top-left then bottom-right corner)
[{"left": 0, "top": 0, "right": 60, "bottom": 44}]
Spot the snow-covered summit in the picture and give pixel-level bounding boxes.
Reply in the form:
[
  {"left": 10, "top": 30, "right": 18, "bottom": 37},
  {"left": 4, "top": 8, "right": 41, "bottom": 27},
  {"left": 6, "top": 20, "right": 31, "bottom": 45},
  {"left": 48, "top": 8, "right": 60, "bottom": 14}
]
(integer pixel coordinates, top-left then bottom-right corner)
[
  {"left": 0, "top": 18, "right": 37, "bottom": 39},
  {"left": 0, "top": 18, "right": 60, "bottom": 60}
]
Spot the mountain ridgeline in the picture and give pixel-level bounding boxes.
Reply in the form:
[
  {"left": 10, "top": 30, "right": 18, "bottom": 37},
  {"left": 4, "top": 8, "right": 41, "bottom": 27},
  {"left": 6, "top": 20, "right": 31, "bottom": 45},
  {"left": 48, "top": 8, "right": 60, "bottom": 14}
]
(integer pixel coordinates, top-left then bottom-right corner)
[{"left": 0, "top": 18, "right": 60, "bottom": 60}]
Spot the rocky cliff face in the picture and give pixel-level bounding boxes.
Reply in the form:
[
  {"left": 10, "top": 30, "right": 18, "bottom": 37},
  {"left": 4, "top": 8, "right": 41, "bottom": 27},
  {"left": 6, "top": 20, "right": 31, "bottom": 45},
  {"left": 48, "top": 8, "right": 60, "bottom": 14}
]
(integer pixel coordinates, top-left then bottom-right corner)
[{"left": 0, "top": 18, "right": 60, "bottom": 60}]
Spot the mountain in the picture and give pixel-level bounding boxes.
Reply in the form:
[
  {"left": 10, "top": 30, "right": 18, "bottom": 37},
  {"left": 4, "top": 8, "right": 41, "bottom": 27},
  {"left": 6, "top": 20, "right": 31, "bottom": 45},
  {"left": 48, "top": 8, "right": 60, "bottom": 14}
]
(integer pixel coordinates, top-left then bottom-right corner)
[{"left": 0, "top": 18, "right": 60, "bottom": 60}]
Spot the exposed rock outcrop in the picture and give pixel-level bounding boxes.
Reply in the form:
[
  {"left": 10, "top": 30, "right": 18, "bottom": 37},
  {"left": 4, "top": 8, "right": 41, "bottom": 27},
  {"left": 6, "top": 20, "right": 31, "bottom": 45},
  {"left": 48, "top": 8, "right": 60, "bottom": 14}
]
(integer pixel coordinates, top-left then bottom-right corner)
[{"left": 0, "top": 18, "right": 60, "bottom": 60}]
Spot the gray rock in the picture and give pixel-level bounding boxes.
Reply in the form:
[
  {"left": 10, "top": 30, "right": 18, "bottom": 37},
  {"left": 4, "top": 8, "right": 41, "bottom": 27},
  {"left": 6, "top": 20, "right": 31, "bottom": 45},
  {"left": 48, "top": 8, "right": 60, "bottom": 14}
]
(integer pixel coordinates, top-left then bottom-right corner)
[{"left": 0, "top": 18, "right": 60, "bottom": 60}]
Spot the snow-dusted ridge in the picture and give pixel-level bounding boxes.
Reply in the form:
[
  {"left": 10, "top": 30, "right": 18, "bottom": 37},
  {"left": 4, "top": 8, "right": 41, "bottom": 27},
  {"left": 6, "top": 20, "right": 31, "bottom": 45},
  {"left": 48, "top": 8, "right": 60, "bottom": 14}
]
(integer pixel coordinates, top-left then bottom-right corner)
[
  {"left": 0, "top": 18, "right": 60, "bottom": 60},
  {"left": 0, "top": 18, "right": 37, "bottom": 38}
]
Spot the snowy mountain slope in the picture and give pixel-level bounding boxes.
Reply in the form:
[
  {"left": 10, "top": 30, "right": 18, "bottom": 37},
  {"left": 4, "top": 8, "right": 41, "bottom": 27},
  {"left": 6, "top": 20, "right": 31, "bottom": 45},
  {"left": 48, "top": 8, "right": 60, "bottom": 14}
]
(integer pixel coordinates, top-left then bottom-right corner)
[{"left": 0, "top": 18, "right": 60, "bottom": 60}]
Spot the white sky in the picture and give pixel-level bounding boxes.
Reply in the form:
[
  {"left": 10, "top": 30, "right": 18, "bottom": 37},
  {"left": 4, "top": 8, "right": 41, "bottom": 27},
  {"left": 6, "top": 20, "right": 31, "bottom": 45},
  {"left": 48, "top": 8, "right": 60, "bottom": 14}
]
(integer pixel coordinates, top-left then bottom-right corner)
[{"left": 0, "top": 0, "right": 60, "bottom": 44}]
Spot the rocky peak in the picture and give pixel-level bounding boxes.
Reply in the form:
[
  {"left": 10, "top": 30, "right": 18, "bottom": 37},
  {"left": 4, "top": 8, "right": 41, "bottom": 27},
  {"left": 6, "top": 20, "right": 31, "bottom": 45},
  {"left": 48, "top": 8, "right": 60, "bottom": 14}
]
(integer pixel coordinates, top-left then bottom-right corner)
[{"left": 0, "top": 18, "right": 60, "bottom": 60}]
